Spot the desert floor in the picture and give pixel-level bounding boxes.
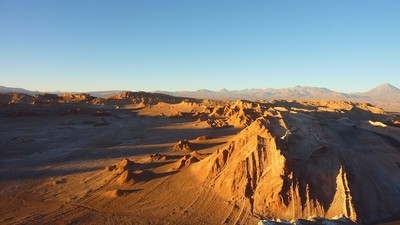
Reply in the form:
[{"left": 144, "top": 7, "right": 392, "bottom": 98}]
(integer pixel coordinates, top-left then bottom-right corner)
[
  {"left": 0, "top": 106, "right": 257, "bottom": 225},
  {"left": 1, "top": 100, "right": 400, "bottom": 225}
]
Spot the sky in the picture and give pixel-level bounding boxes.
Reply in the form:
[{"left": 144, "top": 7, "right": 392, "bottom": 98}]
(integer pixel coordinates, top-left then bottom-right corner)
[{"left": 0, "top": 0, "right": 399, "bottom": 93}]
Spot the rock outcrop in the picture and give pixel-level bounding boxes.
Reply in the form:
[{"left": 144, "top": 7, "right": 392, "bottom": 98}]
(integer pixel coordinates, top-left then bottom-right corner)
[
  {"left": 174, "top": 140, "right": 195, "bottom": 152},
  {"left": 108, "top": 91, "right": 194, "bottom": 105},
  {"left": 195, "top": 103, "right": 400, "bottom": 224},
  {"left": 61, "top": 93, "right": 94, "bottom": 102},
  {"left": 0, "top": 93, "right": 34, "bottom": 105}
]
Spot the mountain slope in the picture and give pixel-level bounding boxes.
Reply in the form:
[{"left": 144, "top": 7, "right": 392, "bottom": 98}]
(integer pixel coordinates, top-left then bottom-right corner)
[
  {"left": 158, "top": 83, "right": 400, "bottom": 112},
  {"left": 188, "top": 101, "right": 400, "bottom": 224},
  {"left": 362, "top": 83, "right": 400, "bottom": 99},
  {"left": 0, "top": 86, "right": 39, "bottom": 96}
]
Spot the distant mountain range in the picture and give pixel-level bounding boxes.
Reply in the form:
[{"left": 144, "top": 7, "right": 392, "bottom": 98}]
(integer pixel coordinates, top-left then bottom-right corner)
[
  {"left": 1, "top": 83, "right": 400, "bottom": 112},
  {"left": 160, "top": 83, "right": 400, "bottom": 112},
  {"left": 0, "top": 86, "right": 41, "bottom": 96},
  {"left": 0, "top": 86, "right": 125, "bottom": 99}
]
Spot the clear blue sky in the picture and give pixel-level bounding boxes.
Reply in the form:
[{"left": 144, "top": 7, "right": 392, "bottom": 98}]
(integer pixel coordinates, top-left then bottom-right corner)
[{"left": 1, "top": 0, "right": 399, "bottom": 92}]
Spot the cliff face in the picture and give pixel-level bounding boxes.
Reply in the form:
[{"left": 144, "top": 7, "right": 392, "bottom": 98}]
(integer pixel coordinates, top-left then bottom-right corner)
[{"left": 198, "top": 105, "right": 400, "bottom": 224}]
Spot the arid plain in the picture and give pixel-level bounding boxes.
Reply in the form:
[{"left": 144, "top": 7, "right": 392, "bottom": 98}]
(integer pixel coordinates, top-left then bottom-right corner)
[{"left": 1, "top": 91, "right": 400, "bottom": 225}]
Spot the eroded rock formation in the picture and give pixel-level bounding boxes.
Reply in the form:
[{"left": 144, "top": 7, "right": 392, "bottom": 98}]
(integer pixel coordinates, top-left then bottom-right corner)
[{"left": 195, "top": 103, "right": 400, "bottom": 224}]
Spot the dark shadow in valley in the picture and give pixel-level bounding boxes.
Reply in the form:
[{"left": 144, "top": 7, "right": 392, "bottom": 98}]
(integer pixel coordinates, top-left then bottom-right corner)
[{"left": 0, "top": 166, "right": 102, "bottom": 181}]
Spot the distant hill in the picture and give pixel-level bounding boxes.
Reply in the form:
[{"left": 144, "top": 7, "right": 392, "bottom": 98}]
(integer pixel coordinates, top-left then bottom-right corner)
[
  {"left": 1, "top": 83, "right": 400, "bottom": 112},
  {"left": 0, "top": 86, "right": 40, "bottom": 96},
  {"left": 88, "top": 90, "right": 129, "bottom": 98},
  {"left": 158, "top": 83, "right": 400, "bottom": 112},
  {"left": 159, "top": 86, "right": 352, "bottom": 100},
  {"left": 362, "top": 83, "right": 400, "bottom": 99},
  {"left": 0, "top": 87, "right": 126, "bottom": 99}
]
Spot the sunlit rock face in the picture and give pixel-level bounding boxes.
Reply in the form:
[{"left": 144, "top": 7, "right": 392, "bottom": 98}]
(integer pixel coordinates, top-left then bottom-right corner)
[{"left": 199, "top": 101, "right": 400, "bottom": 224}]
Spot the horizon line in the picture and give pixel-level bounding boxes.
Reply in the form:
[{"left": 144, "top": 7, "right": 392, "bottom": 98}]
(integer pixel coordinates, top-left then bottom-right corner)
[{"left": 1, "top": 82, "right": 397, "bottom": 95}]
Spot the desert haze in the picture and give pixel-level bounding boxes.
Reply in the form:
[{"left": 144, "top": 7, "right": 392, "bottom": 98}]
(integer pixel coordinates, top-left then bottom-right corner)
[{"left": 1, "top": 87, "right": 400, "bottom": 225}]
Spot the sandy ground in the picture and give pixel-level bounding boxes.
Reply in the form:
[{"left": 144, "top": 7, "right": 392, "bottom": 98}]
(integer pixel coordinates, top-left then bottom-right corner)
[{"left": 0, "top": 106, "right": 243, "bottom": 225}]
